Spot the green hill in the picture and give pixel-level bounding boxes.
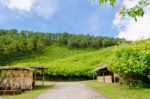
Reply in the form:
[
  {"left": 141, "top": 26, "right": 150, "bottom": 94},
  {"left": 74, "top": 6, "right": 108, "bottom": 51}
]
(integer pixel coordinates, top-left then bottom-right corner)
[
  {"left": 8, "top": 45, "right": 115, "bottom": 78},
  {"left": 0, "top": 29, "right": 125, "bottom": 78}
]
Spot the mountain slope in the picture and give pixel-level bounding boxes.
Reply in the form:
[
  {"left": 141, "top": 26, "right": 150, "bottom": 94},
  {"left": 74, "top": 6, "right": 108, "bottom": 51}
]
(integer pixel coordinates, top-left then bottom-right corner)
[{"left": 8, "top": 45, "right": 115, "bottom": 77}]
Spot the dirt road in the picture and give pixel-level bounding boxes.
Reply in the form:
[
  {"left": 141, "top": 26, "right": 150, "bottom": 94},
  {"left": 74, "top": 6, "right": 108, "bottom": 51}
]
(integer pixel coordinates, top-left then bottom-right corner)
[{"left": 37, "top": 82, "right": 107, "bottom": 99}]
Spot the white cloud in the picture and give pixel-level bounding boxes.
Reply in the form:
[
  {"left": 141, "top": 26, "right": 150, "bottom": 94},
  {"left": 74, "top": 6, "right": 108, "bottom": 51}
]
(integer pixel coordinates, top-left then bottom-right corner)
[
  {"left": 1, "top": 0, "right": 34, "bottom": 12},
  {"left": 113, "top": 0, "right": 150, "bottom": 41},
  {"left": 123, "top": 0, "right": 139, "bottom": 9},
  {"left": 0, "top": 0, "right": 61, "bottom": 19},
  {"left": 34, "top": 0, "right": 60, "bottom": 19}
]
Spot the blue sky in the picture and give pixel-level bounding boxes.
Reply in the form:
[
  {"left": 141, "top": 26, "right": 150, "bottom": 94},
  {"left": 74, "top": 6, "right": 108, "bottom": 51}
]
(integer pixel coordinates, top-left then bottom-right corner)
[{"left": 0, "top": 0, "right": 122, "bottom": 37}]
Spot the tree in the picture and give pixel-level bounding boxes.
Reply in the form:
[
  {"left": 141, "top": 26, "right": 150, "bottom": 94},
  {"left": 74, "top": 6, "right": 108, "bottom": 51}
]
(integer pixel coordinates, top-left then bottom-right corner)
[
  {"left": 79, "top": 40, "right": 88, "bottom": 48},
  {"left": 44, "top": 33, "right": 52, "bottom": 46},
  {"left": 68, "top": 40, "right": 80, "bottom": 48},
  {"left": 36, "top": 36, "right": 45, "bottom": 52},
  {"left": 99, "top": 0, "right": 150, "bottom": 21}
]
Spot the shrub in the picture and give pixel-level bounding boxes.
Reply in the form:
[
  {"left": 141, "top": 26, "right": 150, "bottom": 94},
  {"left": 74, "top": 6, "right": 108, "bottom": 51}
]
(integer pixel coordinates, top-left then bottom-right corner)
[{"left": 109, "top": 40, "right": 150, "bottom": 87}]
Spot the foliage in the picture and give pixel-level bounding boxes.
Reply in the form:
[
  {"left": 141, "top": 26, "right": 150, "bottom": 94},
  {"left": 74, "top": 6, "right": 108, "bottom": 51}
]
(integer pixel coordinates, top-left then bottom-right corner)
[
  {"left": 0, "top": 29, "right": 126, "bottom": 65},
  {"left": 125, "top": 0, "right": 149, "bottom": 21},
  {"left": 8, "top": 46, "right": 115, "bottom": 78},
  {"left": 99, "top": 0, "right": 116, "bottom": 6},
  {"left": 109, "top": 40, "right": 150, "bottom": 87},
  {"left": 0, "top": 29, "right": 128, "bottom": 78},
  {"left": 99, "top": 0, "right": 150, "bottom": 21}
]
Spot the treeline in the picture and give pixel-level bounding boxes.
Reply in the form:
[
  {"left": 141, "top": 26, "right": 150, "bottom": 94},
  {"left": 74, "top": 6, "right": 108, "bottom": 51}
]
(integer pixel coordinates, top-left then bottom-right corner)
[
  {"left": 0, "top": 29, "right": 127, "bottom": 65},
  {"left": 57, "top": 33, "right": 127, "bottom": 48},
  {"left": 0, "top": 29, "right": 51, "bottom": 65}
]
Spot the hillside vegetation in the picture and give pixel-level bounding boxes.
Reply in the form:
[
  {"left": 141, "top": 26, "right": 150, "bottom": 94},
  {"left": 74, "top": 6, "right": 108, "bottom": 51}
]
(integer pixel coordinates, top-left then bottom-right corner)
[
  {"left": 0, "top": 29, "right": 126, "bottom": 78},
  {"left": 109, "top": 39, "right": 150, "bottom": 87},
  {"left": 1, "top": 29, "right": 150, "bottom": 87},
  {"left": 0, "top": 29, "right": 126, "bottom": 65},
  {"left": 8, "top": 45, "right": 115, "bottom": 78}
]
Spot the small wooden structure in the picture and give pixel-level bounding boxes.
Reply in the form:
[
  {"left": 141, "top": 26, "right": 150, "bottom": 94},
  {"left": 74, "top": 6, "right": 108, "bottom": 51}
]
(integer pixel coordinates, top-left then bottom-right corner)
[
  {"left": 0, "top": 66, "right": 47, "bottom": 95},
  {"left": 93, "top": 64, "right": 119, "bottom": 83}
]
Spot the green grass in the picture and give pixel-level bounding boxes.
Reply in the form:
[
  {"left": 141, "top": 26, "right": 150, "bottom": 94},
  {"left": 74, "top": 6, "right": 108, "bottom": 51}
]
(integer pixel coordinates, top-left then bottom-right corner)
[
  {"left": 2, "top": 81, "right": 55, "bottom": 99},
  {"left": 8, "top": 46, "right": 115, "bottom": 77},
  {"left": 83, "top": 80, "right": 150, "bottom": 99}
]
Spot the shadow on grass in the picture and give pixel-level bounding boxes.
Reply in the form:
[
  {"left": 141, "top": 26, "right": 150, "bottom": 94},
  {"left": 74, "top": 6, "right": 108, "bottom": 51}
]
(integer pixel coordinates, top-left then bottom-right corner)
[{"left": 33, "top": 85, "right": 54, "bottom": 91}]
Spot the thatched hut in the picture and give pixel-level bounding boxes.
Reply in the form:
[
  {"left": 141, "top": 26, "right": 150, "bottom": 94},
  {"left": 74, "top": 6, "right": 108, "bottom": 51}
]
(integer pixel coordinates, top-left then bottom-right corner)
[
  {"left": 0, "top": 66, "right": 47, "bottom": 91},
  {"left": 93, "top": 64, "right": 119, "bottom": 83},
  {"left": 0, "top": 69, "right": 33, "bottom": 90}
]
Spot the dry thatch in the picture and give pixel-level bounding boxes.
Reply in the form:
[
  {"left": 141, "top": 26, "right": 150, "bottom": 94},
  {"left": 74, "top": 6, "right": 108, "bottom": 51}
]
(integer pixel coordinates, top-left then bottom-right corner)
[
  {"left": 0, "top": 66, "right": 48, "bottom": 91},
  {"left": 0, "top": 70, "right": 33, "bottom": 90}
]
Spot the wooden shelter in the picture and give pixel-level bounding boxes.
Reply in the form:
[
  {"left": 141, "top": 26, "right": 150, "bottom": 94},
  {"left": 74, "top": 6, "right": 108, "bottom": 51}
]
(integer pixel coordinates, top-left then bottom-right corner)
[
  {"left": 93, "top": 64, "right": 119, "bottom": 83},
  {"left": 0, "top": 66, "right": 48, "bottom": 92}
]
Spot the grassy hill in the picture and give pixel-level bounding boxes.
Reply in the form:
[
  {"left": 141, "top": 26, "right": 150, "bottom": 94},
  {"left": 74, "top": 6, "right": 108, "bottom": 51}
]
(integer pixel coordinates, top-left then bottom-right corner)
[
  {"left": 7, "top": 45, "right": 115, "bottom": 78},
  {"left": 0, "top": 29, "right": 126, "bottom": 78}
]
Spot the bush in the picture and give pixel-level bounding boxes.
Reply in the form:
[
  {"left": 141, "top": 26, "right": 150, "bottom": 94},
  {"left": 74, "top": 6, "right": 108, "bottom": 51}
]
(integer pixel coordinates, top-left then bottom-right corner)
[{"left": 109, "top": 40, "right": 150, "bottom": 87}]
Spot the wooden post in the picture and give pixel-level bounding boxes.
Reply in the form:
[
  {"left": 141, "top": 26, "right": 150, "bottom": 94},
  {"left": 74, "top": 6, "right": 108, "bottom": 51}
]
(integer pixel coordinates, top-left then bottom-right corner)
[
  {"left": 103, "top": 71, "right": 105, "bottom": 83},
  {"left": 93, "top": 73, "right": 94, "bottom": 80},
  {"left": 33, "top": 70, "right": 36, "bottom": 88},
  {"left": 34, "top": 70, "right": 36, "bottom": 81},
  {"left": 42, "top": 69, "right": 45, "bottom": 86},
  {"left": 111, "top": 73, "right": 114, "bottom": 83},
  {"left": 0, "top": 70, "right": 1, "bottom": 76}
]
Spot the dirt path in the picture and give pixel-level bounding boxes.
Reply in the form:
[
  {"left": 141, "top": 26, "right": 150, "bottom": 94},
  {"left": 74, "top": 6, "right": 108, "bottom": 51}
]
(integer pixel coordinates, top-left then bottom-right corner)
[{"left": 37, "top": 82, "right": 107, "bottom": 99}]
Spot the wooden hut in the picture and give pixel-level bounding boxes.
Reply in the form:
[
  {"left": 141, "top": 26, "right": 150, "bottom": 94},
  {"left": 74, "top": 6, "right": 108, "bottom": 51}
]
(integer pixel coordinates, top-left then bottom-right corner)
[
  {"left": 93, "top": 64, "right": 119, "bottom": 83},
  {"left": 0, "top": 66, "right": 47, "bottom": 93}
]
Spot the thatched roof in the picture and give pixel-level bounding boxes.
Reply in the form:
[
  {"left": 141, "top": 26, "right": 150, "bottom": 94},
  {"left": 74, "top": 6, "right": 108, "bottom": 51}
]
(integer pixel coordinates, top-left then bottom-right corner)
[
  {"left": 30, "top": 66, "right": 48, "bottom": 70},
  {"left": 0, "top": 66, "right": 48, "bottom": 71},
  {"left": 92, "top": 64, "right": 108, "bottom": 72}
]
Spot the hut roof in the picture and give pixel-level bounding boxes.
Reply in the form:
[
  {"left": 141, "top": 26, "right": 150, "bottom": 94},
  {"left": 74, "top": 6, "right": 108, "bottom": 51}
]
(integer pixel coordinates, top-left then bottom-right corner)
[
  {"left": 92, "top": 64, "right": 108, "bottom": 72},
  {"left": 0, "top": 66, "right": 48, "bottom": 71},
  {"left": 30, "top": 66, "right": 48, "bottom": 70}
]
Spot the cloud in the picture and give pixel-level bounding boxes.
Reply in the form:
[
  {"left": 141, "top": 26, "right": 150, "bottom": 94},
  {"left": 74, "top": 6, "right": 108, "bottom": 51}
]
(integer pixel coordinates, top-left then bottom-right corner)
[
  {"left": 113, "top": 0, "right": 150, "bottom": 41},
  {"left": 0, "top": 0, "right": 61, "bottom": 19},
  {"left": 1, "top": 0, "right": 34, "bottom": 12},
  {"left": 34, "top": 0, "right": 60, "bottom": 19}
]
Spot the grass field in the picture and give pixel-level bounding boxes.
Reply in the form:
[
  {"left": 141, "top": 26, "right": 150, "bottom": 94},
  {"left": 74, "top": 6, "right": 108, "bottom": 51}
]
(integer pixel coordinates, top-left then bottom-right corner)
[
  {"left": 83, "top": 80, "right": 150, "bottom": 99},
  {"left": 2, "top": 81, "right": 55, "bottom": 99},
  {"left": 8, "top": 45, "right": 115, "bottom": 77}
]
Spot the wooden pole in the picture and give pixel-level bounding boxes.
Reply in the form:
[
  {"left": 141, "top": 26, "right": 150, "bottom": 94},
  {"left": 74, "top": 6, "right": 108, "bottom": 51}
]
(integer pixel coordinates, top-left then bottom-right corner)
[
  {"left": 0, "top": 70, "right": 1, "bottom": 77},
  {"left": 33, "top": 70, "right": 36, "bottom": 88},
  {"left": 42, "top": 69, "right": 45, "bottom": 86},
  {"left": 103, "top": 71, "right": 105, "bottom": 83},
  {"left": 34, "top": 70, "right": 36, "bottom": 81},
  {"left": 93, "top": 73, "right": 94, "bottom": 80},
  {"left": 112, "top": 73, "right": 114, "bottom": 83}
]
